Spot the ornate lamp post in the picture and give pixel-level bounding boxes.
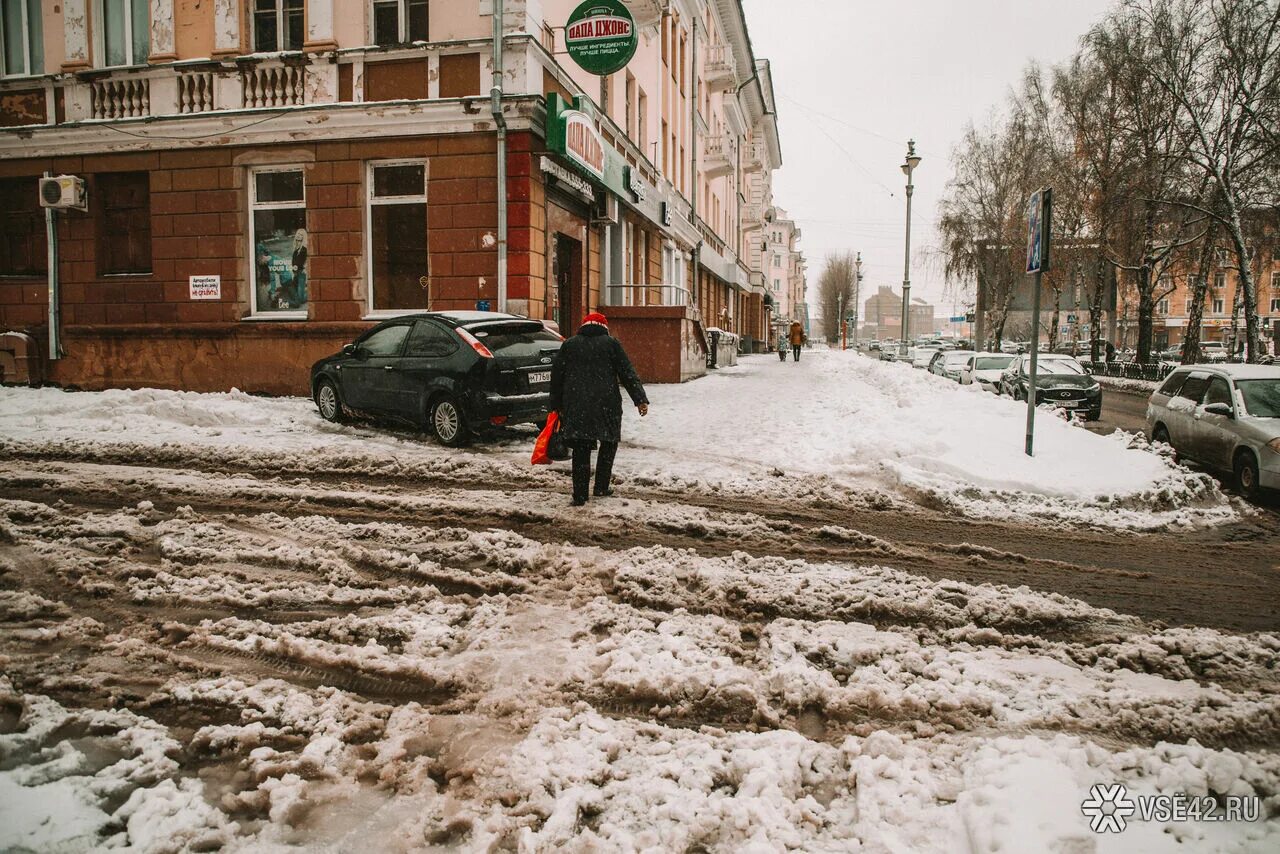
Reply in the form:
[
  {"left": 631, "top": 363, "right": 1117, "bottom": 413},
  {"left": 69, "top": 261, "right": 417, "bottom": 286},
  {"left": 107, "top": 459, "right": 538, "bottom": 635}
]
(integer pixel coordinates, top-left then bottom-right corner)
[{"left": 898, "top": 140, "right": 922, "bottom": 358}]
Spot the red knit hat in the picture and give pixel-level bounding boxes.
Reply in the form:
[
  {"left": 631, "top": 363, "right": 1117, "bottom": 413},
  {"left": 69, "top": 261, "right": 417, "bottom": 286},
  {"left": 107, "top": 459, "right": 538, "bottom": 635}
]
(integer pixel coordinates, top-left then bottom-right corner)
[{"left": 581, "top": 312, "right": 609, "bottom": 329}]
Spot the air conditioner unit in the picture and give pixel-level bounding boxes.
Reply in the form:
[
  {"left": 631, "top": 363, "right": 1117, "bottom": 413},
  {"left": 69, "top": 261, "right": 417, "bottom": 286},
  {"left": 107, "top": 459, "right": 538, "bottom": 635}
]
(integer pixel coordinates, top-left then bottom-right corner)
[
  {"left": 39, "top": 175, "right": 87, "bottom": 211},
  {"left": 594, "top": 194, "right": 619, "bottom": 225}
]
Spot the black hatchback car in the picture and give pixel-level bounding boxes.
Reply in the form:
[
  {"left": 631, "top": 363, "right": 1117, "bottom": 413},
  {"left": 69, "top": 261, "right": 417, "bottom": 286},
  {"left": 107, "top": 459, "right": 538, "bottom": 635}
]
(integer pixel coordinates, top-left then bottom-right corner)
[
  {"left": 998, "top": 353, "right": 1103, "bottom": 420},
  {"left": 311, "top": 311, "right": 562, "bottom": 445}
]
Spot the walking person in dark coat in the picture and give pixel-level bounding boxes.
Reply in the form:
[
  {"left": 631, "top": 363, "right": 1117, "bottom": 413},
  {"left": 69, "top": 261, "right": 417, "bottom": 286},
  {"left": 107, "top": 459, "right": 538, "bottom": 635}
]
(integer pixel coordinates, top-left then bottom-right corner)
[{"left": 549, "top": 312, "right": 649, "bottom": 506}]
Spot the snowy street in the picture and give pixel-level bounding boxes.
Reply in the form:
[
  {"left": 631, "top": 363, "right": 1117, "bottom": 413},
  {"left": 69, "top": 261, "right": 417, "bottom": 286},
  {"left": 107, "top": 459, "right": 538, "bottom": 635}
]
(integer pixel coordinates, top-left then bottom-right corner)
[{"left": 1, "top": 349, "right": 1278, "bottom": 851}]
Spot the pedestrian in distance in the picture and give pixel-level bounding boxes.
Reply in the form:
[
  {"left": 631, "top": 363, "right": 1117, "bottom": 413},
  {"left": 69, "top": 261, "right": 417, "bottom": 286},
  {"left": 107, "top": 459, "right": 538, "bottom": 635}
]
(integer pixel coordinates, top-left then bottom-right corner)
[
  {"left": 1105, "top": 340, "right": 1116, "bottom": 363},
  {"left": 549, "top": 312, "right": 650, "bottom": 506},
  {"left": 788, "top": 320, "right": 806, "bottom": 362},
  {"left": 777, "top": 331, "right": 788, "bottom": 362}
]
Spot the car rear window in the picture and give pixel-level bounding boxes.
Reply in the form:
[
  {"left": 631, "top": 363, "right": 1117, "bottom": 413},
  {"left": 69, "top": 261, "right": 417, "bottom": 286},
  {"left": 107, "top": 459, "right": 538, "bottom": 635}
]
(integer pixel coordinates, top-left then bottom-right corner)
[
  {"left": 1158, "top": 371, "right": 1187, "bottom": 395},
  {"left": 467, "top": 322, "right": 561, "bottom": 355},
  {"left": 1177, "top": 374, "right": 1210, "bottom": 402}
]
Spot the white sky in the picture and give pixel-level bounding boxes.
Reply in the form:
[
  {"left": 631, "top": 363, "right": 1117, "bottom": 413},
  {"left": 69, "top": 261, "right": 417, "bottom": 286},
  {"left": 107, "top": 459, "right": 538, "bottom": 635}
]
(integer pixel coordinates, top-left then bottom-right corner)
[{"left": 741, "top": 0, "right": 1117, "bottom": 316}]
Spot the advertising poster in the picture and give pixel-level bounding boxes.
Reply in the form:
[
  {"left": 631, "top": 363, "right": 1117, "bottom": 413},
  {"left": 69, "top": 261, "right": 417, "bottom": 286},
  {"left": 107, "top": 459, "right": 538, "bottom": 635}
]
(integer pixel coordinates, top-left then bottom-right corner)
[{"left": 253, "top": 209, "right": 308, "bottom": 312}]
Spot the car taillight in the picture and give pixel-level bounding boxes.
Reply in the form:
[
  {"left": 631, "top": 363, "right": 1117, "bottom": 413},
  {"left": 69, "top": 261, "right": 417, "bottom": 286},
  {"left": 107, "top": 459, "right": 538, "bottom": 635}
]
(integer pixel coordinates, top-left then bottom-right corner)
[
  {"left": 490, "top": 415, "right": 508, "bottom": 426},
  {"left": 456, "top": 328, "right": 494, "bottom": 358}
]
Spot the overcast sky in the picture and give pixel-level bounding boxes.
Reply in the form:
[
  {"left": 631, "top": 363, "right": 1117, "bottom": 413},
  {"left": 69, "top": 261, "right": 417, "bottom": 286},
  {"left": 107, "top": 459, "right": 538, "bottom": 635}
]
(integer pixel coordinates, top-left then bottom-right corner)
[{"left": 740, "top": 0, "right": 1117, "bottom": 317}]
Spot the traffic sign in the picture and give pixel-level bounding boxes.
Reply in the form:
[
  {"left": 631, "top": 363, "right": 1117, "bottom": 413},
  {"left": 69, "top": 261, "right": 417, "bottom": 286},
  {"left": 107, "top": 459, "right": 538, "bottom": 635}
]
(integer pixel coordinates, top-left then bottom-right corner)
[{"left": 949, "top": 315, "right": 966, "bottom": 323}]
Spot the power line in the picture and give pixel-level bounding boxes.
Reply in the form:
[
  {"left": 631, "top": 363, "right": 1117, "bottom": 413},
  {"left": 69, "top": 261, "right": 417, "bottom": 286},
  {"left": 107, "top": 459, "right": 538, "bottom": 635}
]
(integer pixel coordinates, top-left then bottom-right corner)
[
  {"left": 776, "top": 92, "right": 901, "bottom": 145},
  {"left": 775, "top": 96, "right": 898, "bottom": 197}
]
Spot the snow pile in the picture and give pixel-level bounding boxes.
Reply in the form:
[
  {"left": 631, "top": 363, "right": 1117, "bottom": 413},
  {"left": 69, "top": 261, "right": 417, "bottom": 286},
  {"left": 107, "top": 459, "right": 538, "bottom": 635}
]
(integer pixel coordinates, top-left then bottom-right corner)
[{"left": 0, "top": 348, "right": 1237, "bottom": 530}]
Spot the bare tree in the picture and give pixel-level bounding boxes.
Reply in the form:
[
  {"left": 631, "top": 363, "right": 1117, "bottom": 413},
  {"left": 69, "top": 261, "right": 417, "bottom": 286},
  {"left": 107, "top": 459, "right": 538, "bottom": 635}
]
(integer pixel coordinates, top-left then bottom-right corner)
[
  {"left": 1131, "top": 0, "right": 1280, "bottom": 361},
  {"left": 817, "top": 252, "right": 858, "bottom": 343}
]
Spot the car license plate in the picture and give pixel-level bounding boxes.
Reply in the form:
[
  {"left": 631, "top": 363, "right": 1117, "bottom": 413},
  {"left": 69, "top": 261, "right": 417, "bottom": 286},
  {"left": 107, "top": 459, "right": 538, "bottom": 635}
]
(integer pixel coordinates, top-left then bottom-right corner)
[
  {"left": 1055, "top": 399, "right": 1079, "bottom": 408},
  {"left": 528, "top": 371, "right": 551, "bottom": 385}
]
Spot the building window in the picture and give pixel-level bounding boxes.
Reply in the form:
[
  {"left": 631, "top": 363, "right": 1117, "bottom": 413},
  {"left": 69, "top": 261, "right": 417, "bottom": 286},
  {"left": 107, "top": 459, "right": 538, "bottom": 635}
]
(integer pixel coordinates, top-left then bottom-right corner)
[
  {"left": 1213, "top": 271, "right": 1226, "bottom": 290},
  {"left": 367, "top": 161, "right": 428, "bottom": 313},
  {"left": 1212, "top": 297, "right": 1225, "bottom": 314},
  {"left": 250, "top": 167, "right": 308, "bottom": 315},
  {"left": 1, "top": 0, "right": 43, "bottom": 76},
  {"left": 96, "top": 0, "right": 149, "bottom": 67},
  {"left": 773, "top": 278, "right": 780, "bottom": 292},
  {"left": 1156, "top": 298, "right": 1169, "bottom": 315},
  {"left": 541, "top": 23, "right": 554, "bottom": 53},
  {"left": 1271, "top": 297, "right": 1280, "bottom": 314},
  {"left": 637, "top": 87, "right": 647, "bottom": 153},
  {"left": 97, "top": 172, "right": 151, "bottom": 275},
  {"left": 254, "top": 0, "right": 305, "bottom": 53},
  {"left": 372, "top": 0, "right": 428, "bottom": 46},
  {"left": 0, "top": 177, "right": 45, "bottom": 277},
  {"left": 773, "top": 253, "right": 781, "bottom": 268},
  {"left": 660, "top": 119, "right": 668, "bottom": 176},
  {"left": 624, "top": 72, "right": 635, "bottom": 136}
]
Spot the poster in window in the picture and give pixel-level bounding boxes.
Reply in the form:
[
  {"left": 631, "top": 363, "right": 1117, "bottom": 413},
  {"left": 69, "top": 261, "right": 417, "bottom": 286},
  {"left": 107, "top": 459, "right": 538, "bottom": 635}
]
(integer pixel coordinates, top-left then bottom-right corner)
[{"left": 253, "top": 209, "right": 308, "bottom": 312}]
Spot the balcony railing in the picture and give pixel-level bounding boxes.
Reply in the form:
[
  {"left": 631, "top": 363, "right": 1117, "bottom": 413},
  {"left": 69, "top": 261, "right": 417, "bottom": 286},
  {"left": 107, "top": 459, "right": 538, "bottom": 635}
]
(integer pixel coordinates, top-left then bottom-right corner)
[
  {"left": 91, "top": 77, "right": 149, "bottom": 119},
  {"left": 607, "top": 283, "right": 693, "bottom": 308},
  {"left": 178, "top": 70, "right": 215, "bottom": 114},
  {"left": 241, "top": 60, "right": 306, "bottom": 108},
  {"left": 703, "top": 44, "right": 737, "bottom": 91},
  {"left": 702, "top": 133, "right": 733, "bottom": 178},
  {"left": 743, "top": 138, "right": 765, "bottom": 173}
]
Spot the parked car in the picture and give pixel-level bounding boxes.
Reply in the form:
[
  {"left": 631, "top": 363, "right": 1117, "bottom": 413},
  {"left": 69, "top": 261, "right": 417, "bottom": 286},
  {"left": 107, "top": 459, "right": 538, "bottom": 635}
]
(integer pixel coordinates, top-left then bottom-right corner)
[
  {"left": 929, "top": 349, "right": 976, "bottom": 381},
  {"left": 311, "top": 311, "right": 563, "bottom": 446},
  {"left": 879, "top": 347, "right": 899, "bottom": 362},
  {"left": 910, "top": 347, "right": 941, "bottom": 369},
  {"left": 1146, "top": 364, "right": 1280, "bottom": 498},
  {"left": 999, "top": 353, "right": 1103, "bottom": 420},
  {"left": 1199, "top": 341, "right": 1229, "bottom": 363},
  {"left": 868, "top": 341, "right": 882, "bottom": 352},
  {"left": 960, "top": 352, "right": 1016, "bottom": 392}
]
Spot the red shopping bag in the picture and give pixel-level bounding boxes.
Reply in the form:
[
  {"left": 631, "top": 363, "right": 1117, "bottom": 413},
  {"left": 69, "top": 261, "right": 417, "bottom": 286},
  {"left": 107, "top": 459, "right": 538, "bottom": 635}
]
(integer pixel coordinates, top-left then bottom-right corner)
[{"left": 531, "top": 412, "right": 561, "bottom": 465}]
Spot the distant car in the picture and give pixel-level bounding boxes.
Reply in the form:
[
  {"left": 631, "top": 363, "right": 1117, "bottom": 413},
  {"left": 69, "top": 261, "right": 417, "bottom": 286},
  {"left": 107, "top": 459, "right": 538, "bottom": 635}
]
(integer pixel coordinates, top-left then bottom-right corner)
[
  {"left": 911, "top": 347, "right": 941, "bottom": 369},
  {"left": 1147, "top": 364, "right": 1280, "bottom": 498},
  {"left": 879, "top": 348, "right": 899, "bottom": 362},
  {"left": 310, "top": 311, "right": 563, "bottom": 446},
  {"left": 930, "top": 349, "right": 976, "bottom": 381},
  {"left": 999, "top": 354, "right": 1102, "bottom": 420},
  {"left": 960, "top": 352, "right": 1016, "bottom": 391},
  {"left": 1199, "top": 341, "right": 1229, "bottom": 363},
  {"left": 868, "top": 341, "right": 882, "bottom": 352}
]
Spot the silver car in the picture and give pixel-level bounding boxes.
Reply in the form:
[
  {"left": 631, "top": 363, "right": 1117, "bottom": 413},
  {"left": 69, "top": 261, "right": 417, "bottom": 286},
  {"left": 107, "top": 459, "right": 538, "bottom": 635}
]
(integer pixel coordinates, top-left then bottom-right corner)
[{"left": 1146, "top": 364, "right": 1280, "bottom": 498}]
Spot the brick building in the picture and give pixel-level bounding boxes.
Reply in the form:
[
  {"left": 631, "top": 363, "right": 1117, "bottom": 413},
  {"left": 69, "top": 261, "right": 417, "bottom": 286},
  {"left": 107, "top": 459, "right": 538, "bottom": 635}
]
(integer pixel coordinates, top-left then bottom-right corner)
[{"left": 0, "top": 0, "right": 786, "bottom": 393}]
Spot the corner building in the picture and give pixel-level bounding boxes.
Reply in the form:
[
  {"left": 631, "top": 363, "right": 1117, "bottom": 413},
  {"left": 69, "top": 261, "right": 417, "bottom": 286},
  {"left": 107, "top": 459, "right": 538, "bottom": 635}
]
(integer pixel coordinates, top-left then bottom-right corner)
[{"left": 0, "top": 0, "right": 785, "bottom": 392}]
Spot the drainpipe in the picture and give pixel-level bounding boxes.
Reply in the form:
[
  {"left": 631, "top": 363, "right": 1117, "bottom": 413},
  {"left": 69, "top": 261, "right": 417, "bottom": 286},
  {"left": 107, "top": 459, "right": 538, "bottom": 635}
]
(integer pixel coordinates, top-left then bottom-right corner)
[
  {"left": 44, "top": 171, "right": 61, "bottom": 361},
  {"left": 690, "top": 18, "right": 700, "bottom": 311},
  {"left": 490, "top": 0, "right": 508, "bottom": 312}
]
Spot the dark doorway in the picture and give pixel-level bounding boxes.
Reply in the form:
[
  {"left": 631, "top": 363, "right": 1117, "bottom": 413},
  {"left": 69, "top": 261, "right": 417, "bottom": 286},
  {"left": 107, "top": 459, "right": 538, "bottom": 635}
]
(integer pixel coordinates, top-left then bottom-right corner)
[{"left": 554, "top": 232, "right": 583, "bottom": 330}]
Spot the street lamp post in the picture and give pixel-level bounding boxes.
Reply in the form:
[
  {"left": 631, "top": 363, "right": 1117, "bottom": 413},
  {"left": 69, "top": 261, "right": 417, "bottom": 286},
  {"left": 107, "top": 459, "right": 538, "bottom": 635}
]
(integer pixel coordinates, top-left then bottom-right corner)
[{"left": 898, "top": 140, "right": 922, "bottom": 359}]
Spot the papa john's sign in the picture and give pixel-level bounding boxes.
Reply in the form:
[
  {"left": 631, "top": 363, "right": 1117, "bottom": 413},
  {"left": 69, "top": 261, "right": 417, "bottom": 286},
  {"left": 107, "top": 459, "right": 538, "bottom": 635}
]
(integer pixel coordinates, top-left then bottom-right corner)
[
  {"left": 548, "top": 93, "right": 606, "bottom": 182},
  {"left": 565, "top": 0, "right": 638, "bottom": 76}
]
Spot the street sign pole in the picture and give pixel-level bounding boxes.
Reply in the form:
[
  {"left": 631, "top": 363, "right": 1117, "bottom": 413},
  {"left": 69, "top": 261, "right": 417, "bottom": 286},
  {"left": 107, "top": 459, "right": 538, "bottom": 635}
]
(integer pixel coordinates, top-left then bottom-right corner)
[{"left": 1024, "top": 188, "right": 1052, "bottom": 456}]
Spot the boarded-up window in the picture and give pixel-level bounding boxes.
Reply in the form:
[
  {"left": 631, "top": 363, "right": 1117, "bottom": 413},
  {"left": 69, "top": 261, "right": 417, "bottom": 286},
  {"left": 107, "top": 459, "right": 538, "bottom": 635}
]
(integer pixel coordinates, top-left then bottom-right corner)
[
  {"left": 365, "top": 58, "right": 428, "bottom": 101},
  {"left": 439, "top": 53, "right": 481, "bottom": 98},
  {"left": 97, "top": 172, "right": 151, "bottom": 275},
  {"left": 0, "top": 177, "right": 45, "bottom": 277}
]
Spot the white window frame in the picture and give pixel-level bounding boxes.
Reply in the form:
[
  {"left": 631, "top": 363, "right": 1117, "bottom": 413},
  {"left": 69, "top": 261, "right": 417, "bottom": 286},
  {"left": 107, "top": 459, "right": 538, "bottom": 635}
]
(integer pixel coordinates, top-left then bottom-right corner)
[
  {"left": 1212, "top": 297, "right": 1225, "bottom": 315},
  {"left": 364, "top": 159, "right": 429, "bottom": 318},
  {"left": 254, "top": 0, "right": 305, "bottom": 53},
  {"left": 0, "top": 0, "right": 42, "bottom": 77},
  {"left": 93, "top": 0, "right": 148, "bottom": 68},
  {"left": 1156, "top": 298, "right": 1169, "bottom": 315},
  {"left": 248, "top": 165, "right": 308, "bottom": 320},
  {"left": 370, "top": 0, "right": 428, "bottom": 45},
  {"left": 1270, "top": 297, "right": 1280, "bottom": 314}
]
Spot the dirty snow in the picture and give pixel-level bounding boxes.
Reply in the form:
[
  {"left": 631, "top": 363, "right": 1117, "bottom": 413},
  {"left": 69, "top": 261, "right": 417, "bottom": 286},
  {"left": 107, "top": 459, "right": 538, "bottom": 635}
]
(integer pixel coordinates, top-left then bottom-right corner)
[{"left": 0, "top": 349, "right": 1236, "bottom": 530}]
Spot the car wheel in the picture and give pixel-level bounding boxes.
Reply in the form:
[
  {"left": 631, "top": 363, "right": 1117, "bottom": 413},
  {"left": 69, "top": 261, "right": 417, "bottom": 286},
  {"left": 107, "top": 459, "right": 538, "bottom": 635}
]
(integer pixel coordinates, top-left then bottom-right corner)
[
  {"left": 1234, "top": 451, "right": 1261, "bottom": 500},
  {"left": 429, "top": 394, "right": 471, "bottom": 447},
  {"left": 314, "top": 378, "right": 345, "bottom": 423}
]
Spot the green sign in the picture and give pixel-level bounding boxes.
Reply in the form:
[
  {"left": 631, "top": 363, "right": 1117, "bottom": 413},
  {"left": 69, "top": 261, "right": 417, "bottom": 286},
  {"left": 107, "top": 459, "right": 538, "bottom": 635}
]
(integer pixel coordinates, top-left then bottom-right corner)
[{"left": 565, "top": 0, "right": 638, "bottom": 76}]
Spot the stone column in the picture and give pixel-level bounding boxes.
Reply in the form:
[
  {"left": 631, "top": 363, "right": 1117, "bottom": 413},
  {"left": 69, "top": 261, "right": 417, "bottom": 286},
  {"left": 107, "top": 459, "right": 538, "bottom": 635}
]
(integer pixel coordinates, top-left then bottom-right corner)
[
  {"left": 62, "top": 0, "right": 91, "bottom": 71},
  {"left": 149, "top": 0, "right": 177, "bottom": 63},
  {"left": 213, "top": 0, "right": 243, "bottom": 58},
  {"left": 305, "top": 0, "right": 338, "bottom": 52}
]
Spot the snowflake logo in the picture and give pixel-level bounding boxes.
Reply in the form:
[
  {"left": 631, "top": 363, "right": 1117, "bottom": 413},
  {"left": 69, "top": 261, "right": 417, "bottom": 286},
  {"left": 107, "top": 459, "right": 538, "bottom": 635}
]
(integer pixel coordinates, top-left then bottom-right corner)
[{"left": 1081, "top": 783, "right": 1136, "bottom": 833}]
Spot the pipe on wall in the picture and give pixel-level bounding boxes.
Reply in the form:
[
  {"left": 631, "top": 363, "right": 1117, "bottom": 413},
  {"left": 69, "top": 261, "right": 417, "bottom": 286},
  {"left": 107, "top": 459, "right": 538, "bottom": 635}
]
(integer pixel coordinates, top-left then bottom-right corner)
[{"left": 490, "top": 0, "right": 508, "bottom": 313}]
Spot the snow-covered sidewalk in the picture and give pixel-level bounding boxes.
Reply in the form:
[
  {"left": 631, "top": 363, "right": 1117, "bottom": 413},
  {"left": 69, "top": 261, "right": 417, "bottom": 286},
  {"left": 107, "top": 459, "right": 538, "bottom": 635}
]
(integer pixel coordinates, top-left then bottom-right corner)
[{"left": 0, "top": 348, "right": 1235, "bottom": 530}]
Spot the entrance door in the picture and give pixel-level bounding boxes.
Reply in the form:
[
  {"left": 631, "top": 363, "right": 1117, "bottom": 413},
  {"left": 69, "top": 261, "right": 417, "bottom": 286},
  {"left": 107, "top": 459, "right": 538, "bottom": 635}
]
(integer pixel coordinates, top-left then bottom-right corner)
[{"left": 554, "top": 233, "right": 583, "bottom": 330}]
